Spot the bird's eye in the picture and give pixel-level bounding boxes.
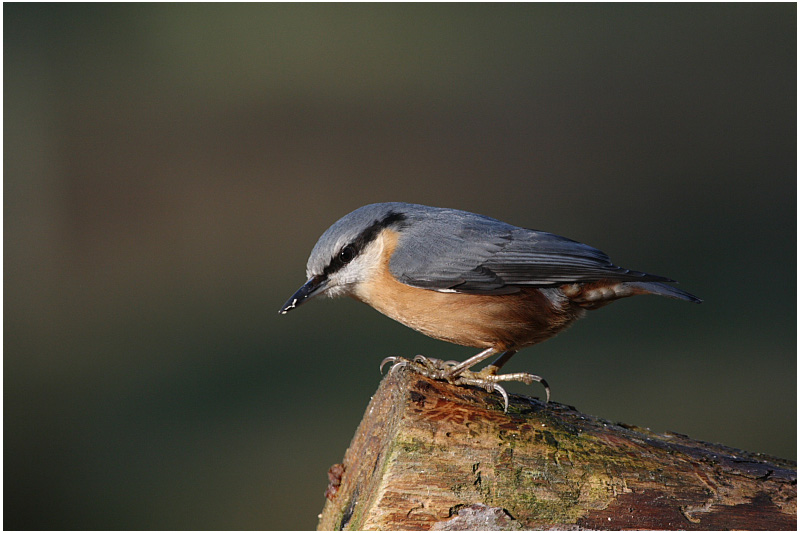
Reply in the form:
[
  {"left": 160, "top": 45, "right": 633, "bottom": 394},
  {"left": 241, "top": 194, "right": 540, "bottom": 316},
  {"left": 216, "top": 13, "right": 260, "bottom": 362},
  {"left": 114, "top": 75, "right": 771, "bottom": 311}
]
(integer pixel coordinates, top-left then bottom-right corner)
[{"left": 339, "top": 245, "right": 356, "bottom": 264}]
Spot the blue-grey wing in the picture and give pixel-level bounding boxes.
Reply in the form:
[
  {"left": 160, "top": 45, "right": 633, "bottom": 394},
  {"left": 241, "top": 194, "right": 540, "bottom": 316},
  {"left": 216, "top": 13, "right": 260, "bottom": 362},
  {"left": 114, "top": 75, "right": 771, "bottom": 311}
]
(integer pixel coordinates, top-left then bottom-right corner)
[{"left": 389, "top": 210, "right": 670, "bottom": 294}]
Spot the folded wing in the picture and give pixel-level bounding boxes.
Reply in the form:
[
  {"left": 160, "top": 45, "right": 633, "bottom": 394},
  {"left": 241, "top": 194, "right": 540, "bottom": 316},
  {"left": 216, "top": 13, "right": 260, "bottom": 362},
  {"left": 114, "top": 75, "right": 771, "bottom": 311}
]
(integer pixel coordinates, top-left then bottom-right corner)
[{"left": 389, "top": 209, "right": 673, "bottom": 294}]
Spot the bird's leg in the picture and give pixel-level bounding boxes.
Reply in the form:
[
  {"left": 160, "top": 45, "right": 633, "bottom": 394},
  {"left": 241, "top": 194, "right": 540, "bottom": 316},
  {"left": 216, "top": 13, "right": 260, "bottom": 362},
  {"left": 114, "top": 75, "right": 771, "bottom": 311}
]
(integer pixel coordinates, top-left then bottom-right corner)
[
  {"left": 441, "top": 347, "right": 500, "bottom": 379},
  {"left": 484, "top": 350, "right": 517, "bottom": 374}
]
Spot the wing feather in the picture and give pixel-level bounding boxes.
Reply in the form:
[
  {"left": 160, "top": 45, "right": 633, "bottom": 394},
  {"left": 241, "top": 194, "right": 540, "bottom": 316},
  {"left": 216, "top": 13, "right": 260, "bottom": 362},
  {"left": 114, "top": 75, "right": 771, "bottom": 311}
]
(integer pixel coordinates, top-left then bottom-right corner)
[{"left": 389, "top": 209, "right": 671, "bottom": 294}]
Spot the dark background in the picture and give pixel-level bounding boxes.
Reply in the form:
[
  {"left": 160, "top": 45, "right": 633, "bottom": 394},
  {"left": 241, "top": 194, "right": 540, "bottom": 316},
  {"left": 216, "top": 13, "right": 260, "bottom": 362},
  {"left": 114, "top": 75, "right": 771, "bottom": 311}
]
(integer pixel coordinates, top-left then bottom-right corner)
[{"left": 5, "top": 4, "right": 796, "bottom": 530}]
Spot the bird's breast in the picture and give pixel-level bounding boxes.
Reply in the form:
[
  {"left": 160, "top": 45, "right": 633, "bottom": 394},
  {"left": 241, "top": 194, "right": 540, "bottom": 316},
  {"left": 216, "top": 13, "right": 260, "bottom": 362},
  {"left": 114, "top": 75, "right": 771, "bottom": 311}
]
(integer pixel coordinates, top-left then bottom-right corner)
[{"left": 352, "top": 229, "right": 584, "bottom": 350}]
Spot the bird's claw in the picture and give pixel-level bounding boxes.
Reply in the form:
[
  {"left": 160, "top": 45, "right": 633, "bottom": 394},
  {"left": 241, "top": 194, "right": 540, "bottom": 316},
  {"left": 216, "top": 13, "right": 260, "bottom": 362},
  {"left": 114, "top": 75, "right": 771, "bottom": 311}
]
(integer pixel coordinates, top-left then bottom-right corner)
[
  {"left": 380, "top": 356, "right": 409, "bottom": 374},
  {"left": 494, "top": 384, "right": 510, "bottom": 412},
  {"left": 380, "top": 355, "right": 454, "bottom": 380},
  {"left": 453, "top": 369, "right": 551, "bottom": 411},
  {"left": 477, "top": 367, "right": 551, "bottom": 404},
  {"left": 407, "top": 355, "right": 457, "bottom": 379}
]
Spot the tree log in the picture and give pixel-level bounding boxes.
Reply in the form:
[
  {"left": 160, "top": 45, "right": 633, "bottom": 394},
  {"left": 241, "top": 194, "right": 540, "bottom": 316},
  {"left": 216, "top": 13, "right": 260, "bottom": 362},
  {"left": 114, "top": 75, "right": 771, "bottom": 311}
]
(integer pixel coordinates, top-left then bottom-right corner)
[{"left": 318, "top": 365, "right": 796, "bottom": 530}]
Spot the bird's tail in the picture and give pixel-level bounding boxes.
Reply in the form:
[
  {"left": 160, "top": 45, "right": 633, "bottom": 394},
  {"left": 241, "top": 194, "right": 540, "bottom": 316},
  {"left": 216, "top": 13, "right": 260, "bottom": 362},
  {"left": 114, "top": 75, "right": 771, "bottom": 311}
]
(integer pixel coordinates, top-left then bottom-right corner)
[
  {"left": 562, "top": 279, "right": 702, "bottom": 309},
  {"left": 624, "top": 281, "right": 702, "bottom": 303}
]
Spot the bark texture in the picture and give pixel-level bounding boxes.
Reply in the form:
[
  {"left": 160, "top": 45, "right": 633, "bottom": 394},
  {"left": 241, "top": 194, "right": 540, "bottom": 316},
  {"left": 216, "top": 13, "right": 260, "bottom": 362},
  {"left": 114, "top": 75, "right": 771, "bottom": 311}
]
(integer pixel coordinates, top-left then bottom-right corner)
[{"left": 318, "top": 366, "right": 796, "bottom": 530}]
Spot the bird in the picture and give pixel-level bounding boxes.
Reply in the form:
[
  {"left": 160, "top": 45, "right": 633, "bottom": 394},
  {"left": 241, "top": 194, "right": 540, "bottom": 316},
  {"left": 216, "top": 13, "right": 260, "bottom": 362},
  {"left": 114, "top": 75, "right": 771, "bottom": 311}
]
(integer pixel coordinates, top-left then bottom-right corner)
[{"left": 279, "top": 202, "right": 700, "bottom": 410}]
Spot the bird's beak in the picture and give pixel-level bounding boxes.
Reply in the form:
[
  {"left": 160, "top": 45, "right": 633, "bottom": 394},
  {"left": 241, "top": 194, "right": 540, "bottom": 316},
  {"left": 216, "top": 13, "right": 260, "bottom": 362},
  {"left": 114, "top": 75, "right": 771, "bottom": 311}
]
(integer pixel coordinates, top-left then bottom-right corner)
[{"left": 278, "top": 275, "right": 328, "bottom": 314}]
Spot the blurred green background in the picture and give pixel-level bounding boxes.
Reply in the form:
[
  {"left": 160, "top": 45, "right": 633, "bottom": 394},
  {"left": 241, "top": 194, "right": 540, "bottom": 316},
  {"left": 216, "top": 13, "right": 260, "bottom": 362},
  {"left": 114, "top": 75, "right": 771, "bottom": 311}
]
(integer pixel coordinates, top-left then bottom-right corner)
[{"left": 4, "top": 3, "right": 796, "bottom": 530}]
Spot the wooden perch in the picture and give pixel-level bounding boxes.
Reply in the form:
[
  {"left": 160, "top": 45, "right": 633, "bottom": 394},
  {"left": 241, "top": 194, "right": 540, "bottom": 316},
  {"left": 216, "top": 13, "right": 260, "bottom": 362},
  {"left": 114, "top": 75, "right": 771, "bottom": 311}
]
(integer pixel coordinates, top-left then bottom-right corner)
[{"left": 318, "top": 365, "right": 796, "bottom": 530}]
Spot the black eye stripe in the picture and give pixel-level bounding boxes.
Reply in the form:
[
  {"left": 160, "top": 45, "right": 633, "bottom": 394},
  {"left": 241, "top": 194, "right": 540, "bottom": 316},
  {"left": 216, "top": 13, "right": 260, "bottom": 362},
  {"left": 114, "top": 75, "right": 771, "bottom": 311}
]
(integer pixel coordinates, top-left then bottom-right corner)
[{"left": 322, "top": 211, "right": 406, "bottom": 277}]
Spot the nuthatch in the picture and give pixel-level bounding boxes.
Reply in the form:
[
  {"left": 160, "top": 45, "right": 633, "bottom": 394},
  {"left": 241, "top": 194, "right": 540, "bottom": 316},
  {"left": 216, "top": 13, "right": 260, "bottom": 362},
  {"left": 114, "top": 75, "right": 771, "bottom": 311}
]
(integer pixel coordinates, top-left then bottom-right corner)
[{"left": 279, "top": 202, "right": 700, "bottom": 409}]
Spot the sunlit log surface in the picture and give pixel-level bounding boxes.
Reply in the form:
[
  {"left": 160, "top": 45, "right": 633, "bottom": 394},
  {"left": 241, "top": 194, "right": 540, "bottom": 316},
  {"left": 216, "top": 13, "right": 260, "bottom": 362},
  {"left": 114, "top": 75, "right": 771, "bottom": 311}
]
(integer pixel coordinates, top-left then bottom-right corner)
[{"left": 318, "top": 365, "right": 796, "bottom": 530}]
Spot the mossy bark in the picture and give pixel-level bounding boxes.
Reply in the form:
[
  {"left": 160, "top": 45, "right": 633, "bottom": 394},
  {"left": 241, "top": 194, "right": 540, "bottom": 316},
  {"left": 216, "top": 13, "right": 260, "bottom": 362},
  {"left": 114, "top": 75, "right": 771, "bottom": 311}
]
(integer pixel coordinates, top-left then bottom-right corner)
[{"left": 318, "top": 366, "right": 796, "bottom": 530}]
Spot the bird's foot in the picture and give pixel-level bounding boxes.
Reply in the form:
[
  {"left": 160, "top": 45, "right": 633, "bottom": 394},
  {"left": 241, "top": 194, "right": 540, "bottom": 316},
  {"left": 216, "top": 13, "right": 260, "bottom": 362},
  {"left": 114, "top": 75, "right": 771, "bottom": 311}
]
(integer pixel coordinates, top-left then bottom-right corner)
[
  {"left": 380, "top": 356, "right": 550, "bottom": 412},
  {"left": 379, "top": 355, "right": 456, "bottom": 380},
  {"left": 451, "top": 367, "right": 551, "bottom": 412}
]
